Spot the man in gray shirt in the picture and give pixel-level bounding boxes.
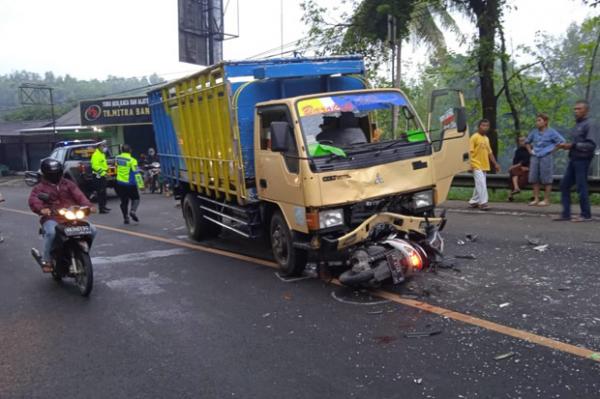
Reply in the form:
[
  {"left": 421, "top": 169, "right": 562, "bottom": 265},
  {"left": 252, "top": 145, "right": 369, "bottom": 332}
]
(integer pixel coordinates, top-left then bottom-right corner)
[{"left": 555, "top": 100, "right": 597, "bottom": 222}]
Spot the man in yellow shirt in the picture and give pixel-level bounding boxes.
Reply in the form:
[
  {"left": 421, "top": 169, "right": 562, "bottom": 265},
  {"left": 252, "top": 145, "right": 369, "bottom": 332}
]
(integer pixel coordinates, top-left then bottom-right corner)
[{"left": 468, "top": 119, "right": 500, "bottom": 210}]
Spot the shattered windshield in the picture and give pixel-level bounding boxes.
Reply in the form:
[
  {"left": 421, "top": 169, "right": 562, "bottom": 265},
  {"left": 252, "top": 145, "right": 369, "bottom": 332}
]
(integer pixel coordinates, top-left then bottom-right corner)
[{"left": 296, "top": 91, "right": 427, "bottom": 158}]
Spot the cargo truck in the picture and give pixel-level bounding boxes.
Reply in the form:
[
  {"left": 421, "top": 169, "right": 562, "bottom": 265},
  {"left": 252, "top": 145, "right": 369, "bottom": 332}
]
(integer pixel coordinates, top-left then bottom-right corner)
[{"left": 148, "top": 56, "right": 470, "bottom": 286}]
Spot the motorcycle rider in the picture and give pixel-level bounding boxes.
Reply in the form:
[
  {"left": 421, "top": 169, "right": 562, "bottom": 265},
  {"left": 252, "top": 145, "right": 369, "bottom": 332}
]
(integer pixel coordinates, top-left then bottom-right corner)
[
  {"left": 28, "top": 158, "right": 97, "bottom": 272},
  {"left": 115, "top": 144, "right": 142, "bottom": 224},
  {"left": 90, "top": 141, "right": 110, "bottom": 214},
  {"left": 143, "top": 147, "right": 160, "bottom": 191}
]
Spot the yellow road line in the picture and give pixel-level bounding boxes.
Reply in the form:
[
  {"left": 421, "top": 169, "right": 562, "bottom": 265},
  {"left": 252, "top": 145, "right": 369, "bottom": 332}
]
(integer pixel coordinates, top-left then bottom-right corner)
[{"left": 4, "top": 206, "right": 599, "bottom": 363}]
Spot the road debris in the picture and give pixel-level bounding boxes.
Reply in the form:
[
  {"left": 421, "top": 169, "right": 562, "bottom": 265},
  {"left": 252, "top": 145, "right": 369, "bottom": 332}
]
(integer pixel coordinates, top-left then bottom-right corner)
[
  {"left": 465, "top": 233, "right": 478, "bottom": 242},
  {"left": 404, "top": 330, "right": 442, "bottom": 338},
  {"left": 494, "top": 351, "right": 515, "bottom": 361},
  {"left": 454, "top": 254, "right": 477, "bottom": 260},
  {"left": 262, "top": 312, "right": 271, "bottom": 318},
  {"left": 330, "top": 290, "right": 390, "bottom": 306},
  {"left": 499, "top": 302, "right": 510, "bottom": 308},
  {"left": 525, "top": 235, "right": 541, "bottom": 246},
  {"left": 367, "top": 310, "right": 384, "bottom": 315},
  {"left": 457, "top": 239, "right": 466, "bottom": 245},
  {"left": 374, "top": 335, "right": 397, "bottom": 344},
  {"left": 533, "top": 244, "right": 549, "bottom": 252},
  {"left": 275, "top": 272, "right": 313, "bottom": 283},
  {"left": 413, "top": 378, "right": 423, "bottom": 385}
]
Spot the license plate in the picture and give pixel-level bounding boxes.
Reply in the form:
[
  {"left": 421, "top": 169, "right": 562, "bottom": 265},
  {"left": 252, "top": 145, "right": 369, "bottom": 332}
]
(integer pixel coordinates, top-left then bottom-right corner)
[
  {"left": 64, "top": 225, "right": 92, "bottom": 237},
  {"left": 386, "top": 252, "right": 405, "bottom": 284}
]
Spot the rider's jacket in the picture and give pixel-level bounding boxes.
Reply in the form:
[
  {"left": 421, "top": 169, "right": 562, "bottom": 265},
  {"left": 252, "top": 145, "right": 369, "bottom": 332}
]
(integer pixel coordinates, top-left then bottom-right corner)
[{"left": 28, "top": 178, "right": 92, "bottom": 225}]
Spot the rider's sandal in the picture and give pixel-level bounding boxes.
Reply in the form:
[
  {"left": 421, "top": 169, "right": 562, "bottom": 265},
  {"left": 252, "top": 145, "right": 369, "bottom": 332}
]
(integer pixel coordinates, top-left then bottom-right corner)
[{"left": 41, "top": 261, "right": 53, "bottom": 273}]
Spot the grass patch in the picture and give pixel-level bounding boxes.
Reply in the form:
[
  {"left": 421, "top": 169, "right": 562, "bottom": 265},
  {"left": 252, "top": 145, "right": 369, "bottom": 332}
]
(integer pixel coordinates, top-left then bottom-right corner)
[{"left": 448, "top": 187, "right": 600, "bottom": 205}]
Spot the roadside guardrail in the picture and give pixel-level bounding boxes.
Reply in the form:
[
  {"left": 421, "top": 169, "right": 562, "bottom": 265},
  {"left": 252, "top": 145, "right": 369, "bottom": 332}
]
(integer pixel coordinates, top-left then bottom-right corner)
[{"left": 452, "top": 173, "right": 600, "bottom": 194}]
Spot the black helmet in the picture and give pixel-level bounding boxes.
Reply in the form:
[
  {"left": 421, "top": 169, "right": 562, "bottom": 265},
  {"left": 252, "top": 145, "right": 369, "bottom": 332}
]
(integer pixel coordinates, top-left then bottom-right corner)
[{"left": 40, "top": 158, "right": 63, "bottom": 184}]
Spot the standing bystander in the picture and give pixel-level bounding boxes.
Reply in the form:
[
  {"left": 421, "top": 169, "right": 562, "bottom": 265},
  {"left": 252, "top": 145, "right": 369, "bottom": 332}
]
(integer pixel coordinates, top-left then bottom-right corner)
[
  {"left": 525, "top": 113, "right": 565, "bottom": 206},
  {"left": 555, "top": 100, "right": 597, "bottom": 222},
  {"left": 468, "top": 119, "right": 501, "bottom": 210}
]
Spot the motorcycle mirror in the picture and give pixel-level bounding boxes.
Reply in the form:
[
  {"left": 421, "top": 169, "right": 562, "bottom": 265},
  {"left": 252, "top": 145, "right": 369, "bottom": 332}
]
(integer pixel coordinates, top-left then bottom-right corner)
[{"left": 37, "top": 193, "right": 50, "bottom": 202}]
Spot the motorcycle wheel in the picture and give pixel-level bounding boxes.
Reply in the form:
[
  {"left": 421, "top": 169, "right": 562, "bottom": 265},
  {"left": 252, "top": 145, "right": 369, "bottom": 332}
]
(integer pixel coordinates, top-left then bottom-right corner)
[{"left": 74, "top": 250, "right": 94, "bottom": 297}]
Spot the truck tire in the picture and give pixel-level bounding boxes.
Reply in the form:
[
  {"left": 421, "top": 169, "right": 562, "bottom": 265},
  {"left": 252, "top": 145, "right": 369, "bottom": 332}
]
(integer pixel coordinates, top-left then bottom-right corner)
[
  {"left": 270, "top": 211, "right": 307, "bottom": 276},
  {"left": 183, "top": 193, "right": 220, "bottom": 241}
]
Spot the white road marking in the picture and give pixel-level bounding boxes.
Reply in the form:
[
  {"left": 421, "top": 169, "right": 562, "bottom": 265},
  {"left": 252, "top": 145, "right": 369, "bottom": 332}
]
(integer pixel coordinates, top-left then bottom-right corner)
[{"left": 92, "top": 248, "right": 188, "bottom": 265}]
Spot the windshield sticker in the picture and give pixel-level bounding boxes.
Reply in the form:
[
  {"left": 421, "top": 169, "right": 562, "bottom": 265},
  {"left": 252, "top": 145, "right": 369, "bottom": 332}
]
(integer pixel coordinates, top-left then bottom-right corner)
[
  {"left": 298, "top": 92, "right": 408, "bottom": 117},
  {"left": 440, "top": 108, "right": 457, "bottom": 129}
]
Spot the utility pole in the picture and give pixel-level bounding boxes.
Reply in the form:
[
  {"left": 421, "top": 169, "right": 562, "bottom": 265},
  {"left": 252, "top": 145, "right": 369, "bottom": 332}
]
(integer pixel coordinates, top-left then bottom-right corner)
[
  {"left": 387, "top": 15, "right": 400, "bottom": 137},
  {"left": 19, "top": 83, "right": 57, "bottom": 133},
  {"left": 280, "top": 0, "right": 284, "bottom": 56}
]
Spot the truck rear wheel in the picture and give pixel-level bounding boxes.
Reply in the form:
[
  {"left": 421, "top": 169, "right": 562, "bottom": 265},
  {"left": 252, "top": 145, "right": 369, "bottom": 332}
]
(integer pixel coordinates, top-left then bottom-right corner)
[
  {"left": 183, "top": 193, "right": 220, "bottom": 241},
  {"left": 270, "top": 211, "right": 307, "bottom": 276}
]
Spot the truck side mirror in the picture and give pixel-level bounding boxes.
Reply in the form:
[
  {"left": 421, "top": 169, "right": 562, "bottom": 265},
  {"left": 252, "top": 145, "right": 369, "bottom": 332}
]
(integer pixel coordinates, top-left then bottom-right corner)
[
  {"left": 270, "top": 122, "right": 292, "bottom": 152},
  {"left": 455, "top": 107, "right": 467, "bottom": 133}
]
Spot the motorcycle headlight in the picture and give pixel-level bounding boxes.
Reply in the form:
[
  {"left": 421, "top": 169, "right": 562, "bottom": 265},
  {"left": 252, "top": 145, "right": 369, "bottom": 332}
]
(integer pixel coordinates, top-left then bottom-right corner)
[
  {"left": 319, "top": 208, "right": 344, "bottom": 229},
  {"left": 412, "top": 190, "right": 433, "bottom": 209},
  {"left": 64, "top": 210, "right": 76, "bottom": 220},
  {"left": 75, "top": 210, "right": 85, "bottom": 220}
]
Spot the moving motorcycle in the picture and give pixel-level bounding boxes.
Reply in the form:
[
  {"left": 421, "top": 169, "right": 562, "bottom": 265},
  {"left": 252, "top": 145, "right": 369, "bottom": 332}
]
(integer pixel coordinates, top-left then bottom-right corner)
[{"left": 31, "top": 192, "right": 95, "bottom": 297}]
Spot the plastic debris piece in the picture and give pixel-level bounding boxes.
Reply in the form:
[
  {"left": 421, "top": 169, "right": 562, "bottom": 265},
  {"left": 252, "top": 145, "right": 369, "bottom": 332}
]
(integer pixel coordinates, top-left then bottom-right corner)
[
  {"left": 465, "top": 234, "right": 478, "bottom": 242},
  {"left": 533, "top": 244, "right": 548, "bottom": 252},
  {"left": 455, "top": 254, "right": 477, "bottom": 260},
  {"left": 414, "top": 378, "right": 423, "bottom": 385},
  {"left": 590, "top": 353, "right": 600, "bottom": 361},
  {"left": 499, "top": 302, "right": 510, "bottom": 308},
  {"left": 262, "top": 313, "right": 271, "bottom": 318},
  {"left": 525, "top": 235, "right": 541, "bottom": 246},
  {"left": 404, "top": 330, "right": 442, "bottom": 338},
  {"left": 367, "top": 310, "right": 384, "bottom": 315},
  {"left": 457, "top": 239, "right": 466, "bottom": 245},
  {"left": 494, "top": 352, "right": 515, "bottom": 361}
]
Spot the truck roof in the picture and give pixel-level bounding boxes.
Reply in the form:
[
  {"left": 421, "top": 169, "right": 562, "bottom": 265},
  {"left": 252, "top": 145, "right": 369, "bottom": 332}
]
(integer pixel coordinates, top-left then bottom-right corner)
[{"left": 148, "top": 56, "right": 365, "bottom": 93}]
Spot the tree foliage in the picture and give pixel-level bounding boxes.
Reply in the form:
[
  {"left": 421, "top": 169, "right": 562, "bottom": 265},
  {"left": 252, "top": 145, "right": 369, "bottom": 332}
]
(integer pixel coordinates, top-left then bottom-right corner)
[{"left": 0, "top": 71, "right": 164, "bottom": 122}]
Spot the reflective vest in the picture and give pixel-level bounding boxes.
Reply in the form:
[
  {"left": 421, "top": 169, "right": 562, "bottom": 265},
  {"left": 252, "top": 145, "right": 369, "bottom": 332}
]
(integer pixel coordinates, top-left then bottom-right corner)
[
  {"left": 90, "top": 149, "right": 108, "bottom": 177},
  {"left": 116, "top": 152, "right": 138, "bottom": 185}
]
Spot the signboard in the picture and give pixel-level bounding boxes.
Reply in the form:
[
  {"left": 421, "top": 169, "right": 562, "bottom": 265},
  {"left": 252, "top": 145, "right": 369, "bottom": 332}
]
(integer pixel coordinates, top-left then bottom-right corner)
[
  {"left": 80, "top": 96, "right": 151, "bottom": 126},
  {"left": 178, "top": 0, "right": 224, "bottom": 65}
]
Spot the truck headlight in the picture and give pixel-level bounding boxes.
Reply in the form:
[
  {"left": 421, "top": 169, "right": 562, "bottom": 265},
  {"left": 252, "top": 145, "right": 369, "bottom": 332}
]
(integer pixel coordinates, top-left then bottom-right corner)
[
  {"left": 319, "top": 208, "right": 344, "bottom": 229},
  {"left": 412, "top": 190, "right": 433, "bottom": 209}
]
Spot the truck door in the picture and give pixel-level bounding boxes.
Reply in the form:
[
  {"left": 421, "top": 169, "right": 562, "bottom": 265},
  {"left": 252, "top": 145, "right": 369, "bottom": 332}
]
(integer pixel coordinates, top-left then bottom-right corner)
[
  {"left": 255, "top": 105, "right": 306, "bottom": 232},
  {"left": 427, "top": 89, "right": 470, "bottom": 203}
]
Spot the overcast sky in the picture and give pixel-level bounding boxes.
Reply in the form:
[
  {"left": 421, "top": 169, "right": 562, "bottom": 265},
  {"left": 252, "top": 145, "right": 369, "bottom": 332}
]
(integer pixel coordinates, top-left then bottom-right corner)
[{"left": 0, "top": 0, "right": 595, "bottom": 82}]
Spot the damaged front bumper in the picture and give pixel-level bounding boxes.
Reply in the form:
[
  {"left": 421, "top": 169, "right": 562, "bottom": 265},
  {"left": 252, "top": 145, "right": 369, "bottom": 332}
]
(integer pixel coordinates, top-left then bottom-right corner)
[{"left": 319, "top": 212, "right": 445, "bottom": 251}]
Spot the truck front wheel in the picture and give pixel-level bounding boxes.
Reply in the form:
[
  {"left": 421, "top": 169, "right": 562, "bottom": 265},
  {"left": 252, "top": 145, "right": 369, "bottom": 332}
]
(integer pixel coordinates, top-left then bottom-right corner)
[
  {"left": 270, "top": 211, "right": 307, "bottom": 276},
  {"left": 183, "top": 193, "right": 220, "bottom": 241}
]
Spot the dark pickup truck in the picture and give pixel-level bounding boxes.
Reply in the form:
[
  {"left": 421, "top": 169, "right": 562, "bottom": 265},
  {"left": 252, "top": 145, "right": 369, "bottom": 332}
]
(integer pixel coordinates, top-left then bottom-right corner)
[{"left": 47, "top": 141, "right": 117, "bottom": 197}]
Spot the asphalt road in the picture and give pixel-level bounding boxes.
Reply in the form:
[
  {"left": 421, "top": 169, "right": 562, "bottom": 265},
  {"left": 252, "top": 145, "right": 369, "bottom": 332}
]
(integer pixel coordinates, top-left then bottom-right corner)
[{"left": 1, "top": 180, "right": 599, "bottom": 399}]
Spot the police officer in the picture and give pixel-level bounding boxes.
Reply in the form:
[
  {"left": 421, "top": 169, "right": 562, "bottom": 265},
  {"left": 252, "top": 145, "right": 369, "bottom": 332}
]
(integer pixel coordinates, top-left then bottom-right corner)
[
  {"left": 90, "top": 141, "right": 110, "bottom": 214},
  {"left": 115, "top": 144, "right": 142, "bottom": 224}
]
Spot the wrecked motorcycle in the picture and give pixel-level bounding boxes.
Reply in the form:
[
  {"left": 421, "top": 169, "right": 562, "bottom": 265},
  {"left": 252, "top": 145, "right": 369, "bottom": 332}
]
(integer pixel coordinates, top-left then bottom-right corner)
[{"left": 338, "top": 214, "right": 445, "bottom": 288}]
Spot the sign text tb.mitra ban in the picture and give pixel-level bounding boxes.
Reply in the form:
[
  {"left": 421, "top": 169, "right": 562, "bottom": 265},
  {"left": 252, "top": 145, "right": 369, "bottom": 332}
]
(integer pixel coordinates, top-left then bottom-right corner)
[{"left": 80, "top": 96, "right": 151, "bottom": 126}]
